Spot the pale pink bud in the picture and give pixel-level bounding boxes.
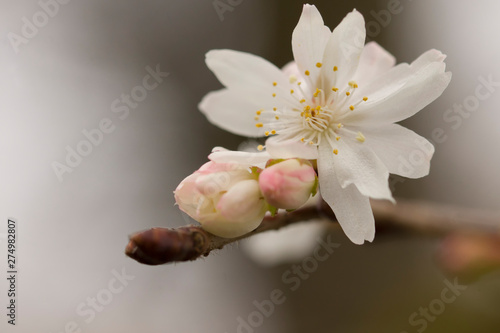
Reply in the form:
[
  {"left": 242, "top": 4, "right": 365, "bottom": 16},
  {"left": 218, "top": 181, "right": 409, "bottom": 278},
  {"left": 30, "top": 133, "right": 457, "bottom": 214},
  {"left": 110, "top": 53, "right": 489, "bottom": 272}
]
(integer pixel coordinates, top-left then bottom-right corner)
[
  {"left": 259, "top": 159, "right": 317, "bottom": 209},
  {"left": 174, "top": 162, "right": 267, "bottom": 238}
]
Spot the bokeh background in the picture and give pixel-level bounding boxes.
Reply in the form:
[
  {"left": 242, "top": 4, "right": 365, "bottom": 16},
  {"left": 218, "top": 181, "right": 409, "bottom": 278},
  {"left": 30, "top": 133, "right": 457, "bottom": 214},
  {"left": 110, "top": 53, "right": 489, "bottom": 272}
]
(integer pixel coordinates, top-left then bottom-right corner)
[{"left": 1, "top": 0, "right": 500, "bottom": 332}]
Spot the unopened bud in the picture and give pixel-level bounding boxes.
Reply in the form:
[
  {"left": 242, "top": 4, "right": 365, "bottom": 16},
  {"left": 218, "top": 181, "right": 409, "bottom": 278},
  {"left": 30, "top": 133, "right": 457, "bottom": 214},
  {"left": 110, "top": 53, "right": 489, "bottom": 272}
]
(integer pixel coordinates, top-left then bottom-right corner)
[
  {"left": 175, "top": 162, "right": 267, "bottom": 238},
  {"left": 259, "top": 159, "right": 317, "bottom": 209}
]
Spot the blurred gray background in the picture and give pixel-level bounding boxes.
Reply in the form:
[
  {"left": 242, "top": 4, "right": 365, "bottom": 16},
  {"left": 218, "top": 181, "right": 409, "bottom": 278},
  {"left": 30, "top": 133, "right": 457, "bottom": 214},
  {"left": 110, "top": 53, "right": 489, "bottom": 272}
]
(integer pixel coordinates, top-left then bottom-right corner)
[{"left": 0, "top": 0, "right": 500, "bottom": 332}]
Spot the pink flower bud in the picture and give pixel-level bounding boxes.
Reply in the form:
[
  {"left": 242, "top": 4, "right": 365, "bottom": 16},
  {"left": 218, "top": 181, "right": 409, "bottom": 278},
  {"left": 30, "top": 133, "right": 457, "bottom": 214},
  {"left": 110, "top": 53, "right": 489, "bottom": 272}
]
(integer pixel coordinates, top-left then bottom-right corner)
[
  {"left": 174, "top": 162, "right": 267, "bottom": 238},
  {"left": 259, "top": 159, "right": 317, "bottom": 209}
]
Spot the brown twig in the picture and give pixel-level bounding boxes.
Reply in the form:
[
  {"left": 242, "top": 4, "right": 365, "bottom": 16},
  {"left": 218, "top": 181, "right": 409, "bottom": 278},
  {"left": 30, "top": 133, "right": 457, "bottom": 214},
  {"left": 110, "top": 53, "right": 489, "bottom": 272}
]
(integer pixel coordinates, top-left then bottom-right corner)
[{"left": 125, "top": 198, "right": 500, "bottom": 265}]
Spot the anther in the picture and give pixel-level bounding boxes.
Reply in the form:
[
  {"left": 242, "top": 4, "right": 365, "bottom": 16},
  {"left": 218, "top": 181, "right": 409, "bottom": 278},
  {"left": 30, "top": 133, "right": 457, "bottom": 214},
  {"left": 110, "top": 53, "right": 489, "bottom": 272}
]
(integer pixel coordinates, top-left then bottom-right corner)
[
  {"left": 356, "top": 132, "right": 366, "bottom": 143},
  {"left": 316, "top": 62, "right": 322, "bottom": 68},
  {"left": 255, "top": 123, "right": 263, "bottom": 128},
  {"left": 305, "top": 70, "right": 310, "bottom": 76}
]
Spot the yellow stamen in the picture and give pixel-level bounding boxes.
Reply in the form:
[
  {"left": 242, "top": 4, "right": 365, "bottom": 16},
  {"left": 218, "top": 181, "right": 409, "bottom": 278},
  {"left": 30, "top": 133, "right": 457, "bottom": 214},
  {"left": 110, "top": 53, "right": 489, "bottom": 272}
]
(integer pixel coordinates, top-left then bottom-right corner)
[
  {"left": 271, "top": 130, "right": 276, "bottom": 135},
  {"left": 316, "top": 62, "right": 322, "bottom": 68},
  {"left": 349, "top": 105, "right": 355, "bottom": 111},
  {"left": 275, "top": 116, "right": 279, "bottom": 120},
  {"left": 337, "top": 123, "right": 343, "bottom": 129},
  {"left": 304, "top": 105, "right": 311, "bottom": 111},
  {"left": 333, "top": 66, "right": 338, "bottom": 72},
  {"left": 305, "top": 70, "right": 310, "bottom": 76},
  {"left": 299, "top": 99, "right": 306, "bottom": 103},
  {"left": 300, "top": 138, "right": 305, "bottom": 142},
  {"left": 256, "top": 110, "right": 261, "bottom": 115},
  {"left": 273, "top": 82, "right": 277, "bottom": 86},
  {"left": 255, "top": 123, "right": 263, "bottom": 128},
  {"left": 273, "top": 107, "right": 277, "bottom": 111},
  {"left": 313, "top": 88, "right": 321, "bottom": 97},
  {"left": 363, "top": 97, "right": 368, "bottom": 101},
  {"left": 298, "top": 82, "right": 302, "bottom": 86},
  {"left": 254, "top": 116, "right": 259, "bottom": 120},
  {"left": 309, "top": 141, "right": 314, "bottom": 145},
  {"left": 315, "top": 105, "right": 321, "bottom": 111},
  {"left": 332, "top": 87, "right": 338, "bottom": 92},
  {"left": 272, "top": 93, "right": 276, "bottom": 97},
  {"left": 290, "top": 89, "right": 294, "bottom": 94},
  {"left": 336, "top": 136, "right": 340, "bottom": 141},
  {"left": 333, "top": 149, "right": 339, "bottom": 155},
  {"left": 265, "top": 131, "right": 269, "bottom": 136},
  {"left": 346, "top": 92, "right": 351, "bottom": 96},
  {"left": 356, "top": 132, "right": 366, "bottom": 143},
  {"left": 257, "top": 145, "right": 264, "bottom": 151}
]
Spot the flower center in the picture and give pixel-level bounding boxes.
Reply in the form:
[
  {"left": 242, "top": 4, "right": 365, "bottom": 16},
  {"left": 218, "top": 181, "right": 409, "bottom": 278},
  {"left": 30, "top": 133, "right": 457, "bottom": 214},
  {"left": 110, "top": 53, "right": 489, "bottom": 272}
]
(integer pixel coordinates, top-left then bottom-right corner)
[{"left": 253, "top": 65, "right": 369, "bottom": 153}]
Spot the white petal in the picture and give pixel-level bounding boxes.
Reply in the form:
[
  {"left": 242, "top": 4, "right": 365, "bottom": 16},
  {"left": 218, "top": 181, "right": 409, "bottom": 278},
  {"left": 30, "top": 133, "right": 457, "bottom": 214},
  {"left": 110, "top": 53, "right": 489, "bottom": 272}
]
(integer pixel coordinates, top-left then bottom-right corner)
[
  {"left": 318, "top": 141, "right": 375, "bottom": 244},
  {"left": 208, "top": 148, "right": 271, "bottom": 169},
  {"left": 321, "top": 10, "right": 366, "bottom": 91},
  {"left": 345, "top": 62, "right": 410, "bottom": 105},
  {"left": 344, "top": 51, "right": 452, "bottom": 126},
  {"left": 265, "top": 136, "right": 319, "bottom": 160},
  {"left": 333, "top": 134, "right": 394, "bottom": 202},
  {"left": 281, "top": 61, "right": 310, "bottom": 94},
  {"left": 292, "top": 4, "right": 331, "bottom": 90},
  {"left": 411, "top": 49, "right": 447, "bottom": 71},
  {"left": 199, "top": 89, "right": 272, "bottom": 137},
  {"left": 351, "top": 123, "right": 435, "bottom": 178},
  {"left": 282, "top": 61, "right": 301, "bottom": 78},
  {"left": 352, "top": 41, "right": 396, "bottom": 84},
  {"left": 205, "top": 49, "right": 295, "bottom": 106},
  {"left": 174, "top": 173, "right": 200, "bottom": 218}
]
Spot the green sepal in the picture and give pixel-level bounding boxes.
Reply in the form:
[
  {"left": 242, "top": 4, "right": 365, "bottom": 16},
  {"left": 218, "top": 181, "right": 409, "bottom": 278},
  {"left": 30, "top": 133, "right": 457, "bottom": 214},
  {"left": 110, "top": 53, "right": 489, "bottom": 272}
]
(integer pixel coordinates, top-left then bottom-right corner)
[
  {"left": 265, "top": 158, "right": 286, "bottom": 168},
  {"left": 311, "top": 175, "right": 319, "bottom": 197},
  {"left": 268, "top": 205, "right": 278, "bottom": 217}
]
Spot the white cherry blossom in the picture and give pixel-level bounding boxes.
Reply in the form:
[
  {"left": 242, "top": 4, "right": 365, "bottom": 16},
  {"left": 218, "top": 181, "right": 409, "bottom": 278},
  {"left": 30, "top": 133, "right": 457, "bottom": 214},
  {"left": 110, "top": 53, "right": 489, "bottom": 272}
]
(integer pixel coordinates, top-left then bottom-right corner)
[{"left": 200, "top": 5, "right": 451, "bottom": 244}]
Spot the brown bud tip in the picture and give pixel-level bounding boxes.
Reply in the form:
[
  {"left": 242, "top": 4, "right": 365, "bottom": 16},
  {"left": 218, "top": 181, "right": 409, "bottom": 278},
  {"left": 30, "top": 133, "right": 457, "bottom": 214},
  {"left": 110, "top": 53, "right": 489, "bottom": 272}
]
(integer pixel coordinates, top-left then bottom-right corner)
[{"left": 125, "top": 227, "right": 210, "bottom": 265}]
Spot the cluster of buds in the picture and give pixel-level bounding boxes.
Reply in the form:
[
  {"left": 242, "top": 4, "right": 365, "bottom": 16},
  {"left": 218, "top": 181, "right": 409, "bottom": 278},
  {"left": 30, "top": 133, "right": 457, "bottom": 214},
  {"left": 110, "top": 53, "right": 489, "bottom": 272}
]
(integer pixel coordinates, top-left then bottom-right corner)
[{"left": 174, "top": 158, "right": 318, "bottom": 238}]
